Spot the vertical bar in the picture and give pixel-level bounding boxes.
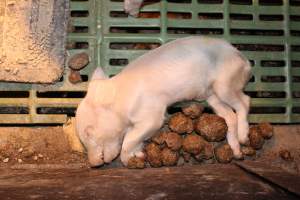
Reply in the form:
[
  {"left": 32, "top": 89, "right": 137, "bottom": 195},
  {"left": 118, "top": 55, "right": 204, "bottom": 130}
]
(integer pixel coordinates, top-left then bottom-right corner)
[
  {"left": 96, "top": 0, "right": 102, "bottom": 70},
  {"left": 252, "top": 0, "right": 259, "bottom": 22},
  {"left": 283, "top": 1, "right": 292, "bottom": 123},
  {"left": 29, "top": 89, "right": 37, "bottom": 123},
  {"left": 191, "top": 0, "right": 197, "bottom": 21},
  {"left": 223, "top": 0, "right": 230, "bottom": 39},
  {"left": 160, "top": 0, "right": 167, "bottom": 44}
]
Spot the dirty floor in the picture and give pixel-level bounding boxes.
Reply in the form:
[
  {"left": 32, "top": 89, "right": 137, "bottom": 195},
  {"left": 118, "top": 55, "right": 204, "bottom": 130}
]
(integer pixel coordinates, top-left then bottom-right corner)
[
  {"left": 0, "top": 127, "right": 88, "bottom": 166},
  {"left": 0, "top": 126, "right": 299, "bottom": 199},
  {"left": 0, "top": 163, "right": 299, "bottom": 200}
]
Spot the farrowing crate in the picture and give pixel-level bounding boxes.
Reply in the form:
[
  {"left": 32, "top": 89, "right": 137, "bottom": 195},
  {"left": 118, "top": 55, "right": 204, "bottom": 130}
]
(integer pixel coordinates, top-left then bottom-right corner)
[{"left": 0, "top": 0, "right": 299, "bottom": 124}]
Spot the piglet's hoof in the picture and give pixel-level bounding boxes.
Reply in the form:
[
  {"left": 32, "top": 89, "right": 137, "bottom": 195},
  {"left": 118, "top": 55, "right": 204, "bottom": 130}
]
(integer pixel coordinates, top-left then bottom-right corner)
[{"left": 233, "top": 150, "right": 244, "bottom": 160}]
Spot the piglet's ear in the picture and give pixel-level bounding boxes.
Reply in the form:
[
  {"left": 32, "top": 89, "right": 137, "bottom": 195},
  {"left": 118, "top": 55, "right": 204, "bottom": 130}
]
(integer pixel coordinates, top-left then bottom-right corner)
[
  {"left": 91, "top": 67, "right": 108, "bottom": 81},
  {"left": 87, "top": 79, "right": 116, "bottom": 107}
]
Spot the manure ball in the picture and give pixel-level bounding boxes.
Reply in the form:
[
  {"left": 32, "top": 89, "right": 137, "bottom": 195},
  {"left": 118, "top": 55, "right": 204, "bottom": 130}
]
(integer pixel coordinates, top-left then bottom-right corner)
[
  {"left": 168, "top": 113, "right": 194, "bottom": 134},
  {"left": 249, "top": 126, "right": 265, "bottom": 150},
  {"left": 151, "top": 131, "right": 182, "bottom": 151},
  {"left": 195, "top": 114, "right": 227, "bottom": 142},
  {"left": 182, "top": 103, "right": 204, "bottom": 119},
  {"left": 161, "top": 148, "right": 179, "bottom": 166},
  {"left": 127, "top": 157, "right": 145, "bottom": 169},
  {"left": 258, "top": 122, "right": 273, "bottom": 139},
  {"left": 241, "top": 146, "right": 256, "bottom": 157},
  {"left": 214, "top": 144, "right": 233, "bottom": 163},
  {"left": 164, "top": 132, "right": 182, "bottom": 151},
  {"left": 199, "top": 142, "right": 214, "bottom": 160},
  {"left": 68, "top": 52, "right": 89, "bottom": 70},
  {"left": 182, "top": 134, "right": 206, "bottom": 155},
  {"left": 151, "top": 131, "right": 167, "bottom": 145},
  {"left": 68, "top": 70, "right": 82, "bottom": 84},
  {"left": 145, "top": 143, "right": 162, "bottom": 167}
]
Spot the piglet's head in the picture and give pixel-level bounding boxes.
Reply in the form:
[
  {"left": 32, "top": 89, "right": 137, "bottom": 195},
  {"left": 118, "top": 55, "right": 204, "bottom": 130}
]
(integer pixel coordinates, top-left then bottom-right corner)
[{"left": 75, "top": 68, "right": 124, "bottom": 167}]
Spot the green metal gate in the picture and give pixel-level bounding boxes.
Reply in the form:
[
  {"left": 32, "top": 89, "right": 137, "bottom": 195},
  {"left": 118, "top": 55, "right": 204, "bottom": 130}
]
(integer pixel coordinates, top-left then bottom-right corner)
[{"left": 0, "top": 0, "right": 299, "bottom": 124}]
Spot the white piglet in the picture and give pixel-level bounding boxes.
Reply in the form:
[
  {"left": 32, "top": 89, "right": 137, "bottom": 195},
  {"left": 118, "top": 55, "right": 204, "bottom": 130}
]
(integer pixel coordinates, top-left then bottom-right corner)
[{"left": 76, "top": 36, "right": 251, "bottom": 167}]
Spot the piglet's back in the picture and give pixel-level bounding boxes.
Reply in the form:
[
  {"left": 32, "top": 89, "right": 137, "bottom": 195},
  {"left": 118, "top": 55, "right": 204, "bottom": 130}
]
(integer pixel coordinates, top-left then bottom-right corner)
[
  {"left": 119, "top": 36, "right": 238, "bottom": 79},
  {"left": 113, "top": 37, "right": 243, "bottom": 105}
]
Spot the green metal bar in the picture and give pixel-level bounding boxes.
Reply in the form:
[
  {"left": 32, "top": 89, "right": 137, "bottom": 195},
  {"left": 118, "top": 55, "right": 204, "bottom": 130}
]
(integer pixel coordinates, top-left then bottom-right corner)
[
  {"left": 283, "top": 1, "right": 292, "bottom": 122},
  {"left": 159, "top": 0, "right": 168, "bottom": 44}
]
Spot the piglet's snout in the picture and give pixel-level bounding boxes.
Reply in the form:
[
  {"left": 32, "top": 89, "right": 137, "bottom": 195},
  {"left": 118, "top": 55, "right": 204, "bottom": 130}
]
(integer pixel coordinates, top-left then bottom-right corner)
[
  {"left": 103, "top": 144, "right": 121, "bottom": 163},
  {"left": 88, "top": 151, "right": 104, "bottom": 167}
]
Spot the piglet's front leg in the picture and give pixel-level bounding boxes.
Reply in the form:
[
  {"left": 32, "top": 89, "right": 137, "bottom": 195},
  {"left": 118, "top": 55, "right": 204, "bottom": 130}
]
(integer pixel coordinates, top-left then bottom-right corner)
[{"left": 121, "top": 108, "right": 165, "bottom": 165}]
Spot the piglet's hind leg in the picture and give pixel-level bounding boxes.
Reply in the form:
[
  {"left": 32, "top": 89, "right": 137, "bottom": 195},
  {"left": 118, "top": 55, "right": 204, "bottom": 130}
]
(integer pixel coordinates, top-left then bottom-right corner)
[
  {"left": 237, "top": 92, "right": 251, "bottom": 144},
  {"left": 207, "top": 95, "right": 242, "bottom": 159}
]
